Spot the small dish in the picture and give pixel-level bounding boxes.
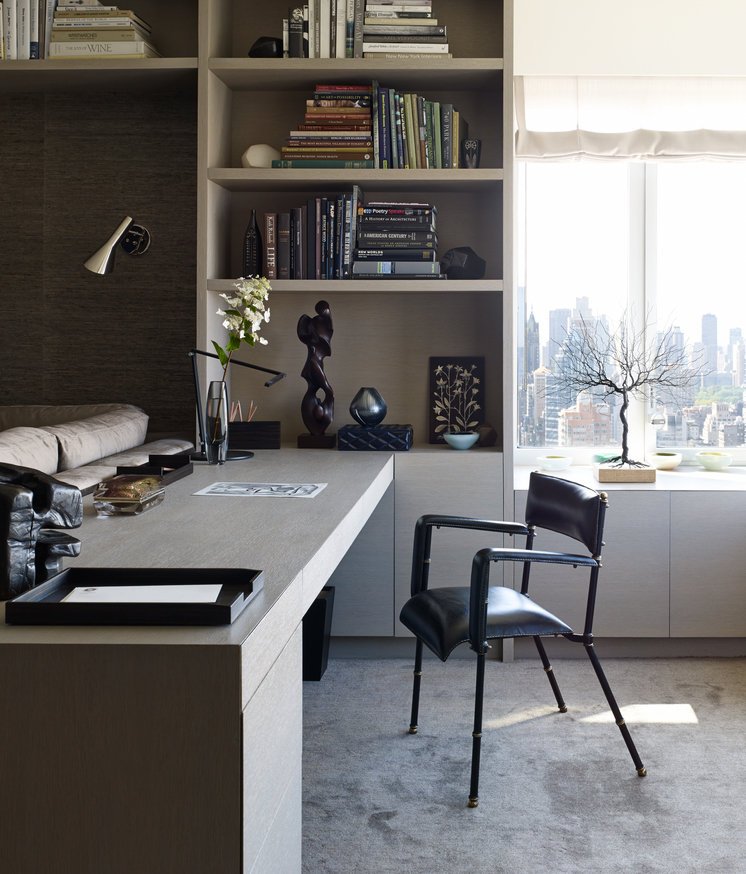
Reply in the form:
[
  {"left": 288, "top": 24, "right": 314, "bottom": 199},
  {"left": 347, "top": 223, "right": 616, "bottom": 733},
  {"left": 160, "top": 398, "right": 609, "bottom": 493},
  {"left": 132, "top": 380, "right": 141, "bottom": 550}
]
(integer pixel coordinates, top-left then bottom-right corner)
[
  {"left": 695, "top": 450, "right": 732, "bottom": 471},
  {"left": 537, "top": 454, "right": 572, "bottom": 471},
  {"left": 443, "top": 432, "right": 479, "bottom": 450},
  {"left": 649, "top": 451, "right": 682, "bottom": 471}
]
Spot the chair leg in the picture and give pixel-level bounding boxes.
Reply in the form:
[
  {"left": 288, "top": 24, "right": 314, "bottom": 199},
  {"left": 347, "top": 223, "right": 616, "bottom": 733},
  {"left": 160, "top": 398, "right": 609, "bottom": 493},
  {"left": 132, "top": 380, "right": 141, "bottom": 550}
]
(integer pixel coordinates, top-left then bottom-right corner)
[
  {"left": 584, "top": 642, "right": 647, "bottom": 777},
  {"left": 408, "top": 639, "right": 423, "bottom": 734},
  {"left": 468, "top": 651, "right": 487, "bottom": 808},
  {"left": 533, "top": 636, "right": 567, "bottom": 713}
]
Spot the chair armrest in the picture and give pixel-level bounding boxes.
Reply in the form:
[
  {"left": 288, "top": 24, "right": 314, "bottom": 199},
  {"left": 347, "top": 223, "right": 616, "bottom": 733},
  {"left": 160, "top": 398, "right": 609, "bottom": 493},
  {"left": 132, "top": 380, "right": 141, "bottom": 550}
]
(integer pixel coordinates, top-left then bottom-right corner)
[
  {"left": 419, "top": 514, "right": 531, "bottom": 538},
  {"left": 410, "top": 515, "right": 531, "bottom": 596},
  {"left": 468, "top": 547, "right": 599, "bottom": 649}
]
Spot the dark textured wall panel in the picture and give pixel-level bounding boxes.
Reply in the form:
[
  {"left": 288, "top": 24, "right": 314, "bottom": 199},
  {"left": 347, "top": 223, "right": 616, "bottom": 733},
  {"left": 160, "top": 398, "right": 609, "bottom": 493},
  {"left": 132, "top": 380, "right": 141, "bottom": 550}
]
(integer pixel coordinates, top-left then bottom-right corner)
[{"left": 0, "top": 88, "right": 197, "bottom": 440}]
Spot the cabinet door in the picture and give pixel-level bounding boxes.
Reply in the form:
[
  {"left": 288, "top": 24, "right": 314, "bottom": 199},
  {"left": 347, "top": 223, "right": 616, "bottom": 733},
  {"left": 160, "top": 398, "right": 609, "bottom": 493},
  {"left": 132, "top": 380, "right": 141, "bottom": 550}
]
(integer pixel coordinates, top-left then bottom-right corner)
[
  {"left": 328, "top": 484, "right": 395, "bottom": 636},
  {"left": 514, "top": 489, "right": 670, "bottom": 637},
  {"left": 394, "top": 451, "right": 504, "bottom": 635},
  {"left": 670, "top": 491, "right": 746, "bottom": 637}
]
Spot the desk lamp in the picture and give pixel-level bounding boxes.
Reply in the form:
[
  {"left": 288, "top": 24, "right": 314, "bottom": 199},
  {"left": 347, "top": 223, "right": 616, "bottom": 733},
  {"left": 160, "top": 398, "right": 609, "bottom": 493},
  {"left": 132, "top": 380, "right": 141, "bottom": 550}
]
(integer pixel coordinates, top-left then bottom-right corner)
[{"left": 189, "top": 349, "right": 285, "bottom": 462}]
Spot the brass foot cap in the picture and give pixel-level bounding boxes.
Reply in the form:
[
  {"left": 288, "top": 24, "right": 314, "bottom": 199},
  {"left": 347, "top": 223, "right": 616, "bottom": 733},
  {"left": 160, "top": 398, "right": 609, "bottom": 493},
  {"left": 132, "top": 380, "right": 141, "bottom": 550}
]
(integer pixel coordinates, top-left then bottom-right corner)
[
  {"left": 637, "top": 767, "right": 647, "bottom": 777},
  {"left": 559, "top": 705, "right": 568, "bottom": 713},
  {"left": 468, "top": 798, "right": 479, "bottom": 808},
  {"left": 408, "top": 726, "right": 418, "bottom": 734}
]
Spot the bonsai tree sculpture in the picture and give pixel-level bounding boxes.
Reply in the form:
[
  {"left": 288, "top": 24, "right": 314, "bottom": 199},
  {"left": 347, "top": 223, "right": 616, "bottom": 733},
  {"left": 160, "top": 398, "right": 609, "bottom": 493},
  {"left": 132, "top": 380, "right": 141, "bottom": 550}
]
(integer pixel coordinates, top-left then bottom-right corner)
[{"left": 556, "top": 313, "right": 705, "bottom": 467}]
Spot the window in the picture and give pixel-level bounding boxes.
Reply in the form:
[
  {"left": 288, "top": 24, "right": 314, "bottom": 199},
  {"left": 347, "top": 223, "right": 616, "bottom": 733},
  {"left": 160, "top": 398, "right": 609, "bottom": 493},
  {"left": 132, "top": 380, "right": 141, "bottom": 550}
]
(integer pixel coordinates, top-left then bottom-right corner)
[{"left": 516, "top": 161, "right": 746, "bottom": 463}]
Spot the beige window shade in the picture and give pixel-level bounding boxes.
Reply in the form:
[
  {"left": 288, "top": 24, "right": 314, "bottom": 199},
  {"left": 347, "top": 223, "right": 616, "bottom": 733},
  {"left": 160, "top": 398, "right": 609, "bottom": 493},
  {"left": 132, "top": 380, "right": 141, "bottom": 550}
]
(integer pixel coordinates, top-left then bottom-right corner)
[{"left": 515, "top": 76, "right": 746, "bottom": 160}]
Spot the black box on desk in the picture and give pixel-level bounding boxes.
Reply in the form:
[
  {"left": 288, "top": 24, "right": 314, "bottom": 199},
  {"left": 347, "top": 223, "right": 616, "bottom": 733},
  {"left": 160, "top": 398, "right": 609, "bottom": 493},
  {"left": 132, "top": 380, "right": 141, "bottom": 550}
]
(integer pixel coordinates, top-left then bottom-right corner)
[
  {"left": 228, "top": 421, "right": 281, "bottom": 450},
  {"left": 338, "top": 424, "right": 413, "bottom": 451}
]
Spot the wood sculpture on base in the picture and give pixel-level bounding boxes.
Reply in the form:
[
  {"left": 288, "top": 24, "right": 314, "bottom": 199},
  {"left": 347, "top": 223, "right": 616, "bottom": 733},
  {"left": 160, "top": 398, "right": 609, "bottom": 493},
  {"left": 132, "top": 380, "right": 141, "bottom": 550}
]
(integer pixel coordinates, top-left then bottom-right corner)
[{"left": 297, "top": 300, "right": 336, "bottom": 448}]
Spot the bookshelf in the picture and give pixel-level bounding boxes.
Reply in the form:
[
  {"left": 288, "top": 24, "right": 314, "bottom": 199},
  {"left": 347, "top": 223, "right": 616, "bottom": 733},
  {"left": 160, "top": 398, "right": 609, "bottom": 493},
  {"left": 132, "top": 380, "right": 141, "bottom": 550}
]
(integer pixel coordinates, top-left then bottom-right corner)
[{"left": 199, "top": 0, "right": 511, "bottom": 461}]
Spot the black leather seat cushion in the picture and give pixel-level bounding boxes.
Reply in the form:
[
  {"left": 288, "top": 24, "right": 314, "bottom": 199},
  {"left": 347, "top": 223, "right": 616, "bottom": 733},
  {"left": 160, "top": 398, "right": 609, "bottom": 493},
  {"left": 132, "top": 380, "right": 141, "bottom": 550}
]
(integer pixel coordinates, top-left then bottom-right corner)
[{"left": 400, "top": 585, "right": 573, "bottom": 661}]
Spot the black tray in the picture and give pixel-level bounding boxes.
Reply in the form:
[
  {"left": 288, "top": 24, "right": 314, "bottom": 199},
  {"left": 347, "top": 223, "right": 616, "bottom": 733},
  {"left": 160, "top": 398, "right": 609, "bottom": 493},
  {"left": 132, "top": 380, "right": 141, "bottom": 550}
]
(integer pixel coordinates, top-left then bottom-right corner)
[
  {"left": 4, "top": 567, "right": 263, "bottom": 626},
  {"left": 115, "top": 453, "right": 194, "bottom": 485}
]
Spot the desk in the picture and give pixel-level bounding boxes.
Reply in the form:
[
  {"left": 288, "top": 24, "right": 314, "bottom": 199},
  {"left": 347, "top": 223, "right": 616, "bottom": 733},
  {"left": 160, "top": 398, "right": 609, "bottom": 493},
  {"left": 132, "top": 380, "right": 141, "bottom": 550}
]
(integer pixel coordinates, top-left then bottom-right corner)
[{"left": 0, "top": 450, "right": 393, "bottom": 874}]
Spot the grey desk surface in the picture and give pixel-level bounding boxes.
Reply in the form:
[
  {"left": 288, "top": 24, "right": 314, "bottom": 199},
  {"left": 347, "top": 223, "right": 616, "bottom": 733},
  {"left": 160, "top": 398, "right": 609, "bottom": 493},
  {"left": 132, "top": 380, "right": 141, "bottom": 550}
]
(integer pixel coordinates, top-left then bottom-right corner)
[{"left": 0, "top": 449, "right": 394, "bottom": 647}]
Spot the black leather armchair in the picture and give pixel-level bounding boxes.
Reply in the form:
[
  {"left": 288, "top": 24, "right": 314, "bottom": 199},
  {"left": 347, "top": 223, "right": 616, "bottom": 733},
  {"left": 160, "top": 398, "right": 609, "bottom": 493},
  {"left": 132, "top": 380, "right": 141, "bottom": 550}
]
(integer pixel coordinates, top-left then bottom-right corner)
[
  {"left": 0, "top": 464, "right": 83, "bottom": 600},
  {"left": 399, "top": 470, "right": 646, "bottom": 807}
]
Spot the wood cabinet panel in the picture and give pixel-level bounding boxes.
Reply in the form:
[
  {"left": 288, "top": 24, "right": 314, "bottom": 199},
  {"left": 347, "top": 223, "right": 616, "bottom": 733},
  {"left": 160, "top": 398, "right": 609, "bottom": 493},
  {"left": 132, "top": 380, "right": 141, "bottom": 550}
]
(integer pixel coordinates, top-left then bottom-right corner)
[
  {"left": 670, "top": 491, "right": 746, "bottom": 637},
  {"left": 514, "top": 489, "right": 670, "bottom": 637}
]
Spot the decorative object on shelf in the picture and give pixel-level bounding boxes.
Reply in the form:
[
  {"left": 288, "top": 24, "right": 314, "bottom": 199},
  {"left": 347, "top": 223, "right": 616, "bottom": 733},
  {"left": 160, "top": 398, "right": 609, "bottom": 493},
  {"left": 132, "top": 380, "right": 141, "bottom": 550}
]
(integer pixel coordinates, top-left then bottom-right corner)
[
  {"left": 429, "top": 356, "right": 485, "bottom": 444},
  {"left": 83, "top": 215, "right": 151, "bottom": 275},
  {"left": 462, "top": 138, "right": 481, "bottom": 169},
  {"left": 338, "top": 424, "right": 413, "bottom": 452},
  {"left": 648, "top": 451, "right": 683, "bottom": 471},
  {"left": 205, "top": 380, "right": 229, "bottom": 464},
  {"left": 0, "top": 465, "right": 82, "bottom": 600},
  {"left": 537, "top": 454, "right": 572, "bottom": 471},
  {"left": 349, "top": 387, "right": 387, "bottom": 427},
  {"left": 242, "top": 209, "right": 262, "bottom": 276},
  {"left": 440, "top": 246, "right": 486, "bottom": 280},
  {"left": 554, "top": 312, "right": 706, "bottom": 483},
  {"left": 93, "top": 474, "right": 165, "bottom": 516},
  {"left": 476, "top": 422, "right": 498, "bottom": 447},
  {"left": 297, "top": 300, "right": 336, "bottom": 448},
  {"left": 248, "top": 36, "right": 283, "bottom": 58},
  {"left": 443, "top": 432, "right": 479, "bottom": 450},
  {"left": 241, "top": 144, "right": 281, "bottom": 168},
  {"left": 695, "top": 450, "right": 732, "bottom": 471}
]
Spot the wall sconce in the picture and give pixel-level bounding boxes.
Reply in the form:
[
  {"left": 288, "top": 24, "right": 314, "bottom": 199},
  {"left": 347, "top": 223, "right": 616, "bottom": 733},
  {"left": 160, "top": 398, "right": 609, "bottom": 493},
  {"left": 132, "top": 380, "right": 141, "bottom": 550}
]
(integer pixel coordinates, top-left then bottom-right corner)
[{"left": 84, "top": 216, "right": 151, "bottom": 274}]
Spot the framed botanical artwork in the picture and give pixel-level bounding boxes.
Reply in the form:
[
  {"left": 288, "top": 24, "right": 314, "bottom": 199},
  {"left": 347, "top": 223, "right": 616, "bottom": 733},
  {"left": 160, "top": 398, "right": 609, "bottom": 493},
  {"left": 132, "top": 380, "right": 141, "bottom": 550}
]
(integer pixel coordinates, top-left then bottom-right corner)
[{"left": 428, "top": 356, "right": 485, "bottom": 443}]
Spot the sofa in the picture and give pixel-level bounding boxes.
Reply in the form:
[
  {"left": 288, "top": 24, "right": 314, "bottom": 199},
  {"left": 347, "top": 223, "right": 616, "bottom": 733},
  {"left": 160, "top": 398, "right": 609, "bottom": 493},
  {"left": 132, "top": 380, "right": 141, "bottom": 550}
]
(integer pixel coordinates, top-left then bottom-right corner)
[{"left": 0, "top": 403, "right": 193, "bottom": 494}]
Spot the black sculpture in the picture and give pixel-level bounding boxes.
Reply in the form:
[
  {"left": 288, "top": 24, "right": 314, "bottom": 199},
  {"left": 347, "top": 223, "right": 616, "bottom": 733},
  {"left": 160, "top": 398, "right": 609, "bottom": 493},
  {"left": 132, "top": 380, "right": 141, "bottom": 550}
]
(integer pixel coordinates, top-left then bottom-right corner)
[
  {"left": 297, "top": 300, "right": 335, "bottom": 447},
  {"left": 0, "top": 464, "right": 83, "bottom": 600}
]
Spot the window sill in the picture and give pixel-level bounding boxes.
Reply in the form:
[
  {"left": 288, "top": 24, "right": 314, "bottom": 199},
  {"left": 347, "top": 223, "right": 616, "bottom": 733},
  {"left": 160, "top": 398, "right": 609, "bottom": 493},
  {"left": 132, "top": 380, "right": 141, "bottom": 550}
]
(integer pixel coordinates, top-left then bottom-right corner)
[{"left": 514, "top": 464, "right": 746, "bottom": 492}]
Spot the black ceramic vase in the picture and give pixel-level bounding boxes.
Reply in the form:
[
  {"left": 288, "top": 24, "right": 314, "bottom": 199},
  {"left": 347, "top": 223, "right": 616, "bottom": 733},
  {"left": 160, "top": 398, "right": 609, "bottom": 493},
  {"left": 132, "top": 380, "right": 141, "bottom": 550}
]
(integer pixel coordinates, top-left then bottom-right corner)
[{"left": 349, "top": 387, "right": 387, "bottom": 427}]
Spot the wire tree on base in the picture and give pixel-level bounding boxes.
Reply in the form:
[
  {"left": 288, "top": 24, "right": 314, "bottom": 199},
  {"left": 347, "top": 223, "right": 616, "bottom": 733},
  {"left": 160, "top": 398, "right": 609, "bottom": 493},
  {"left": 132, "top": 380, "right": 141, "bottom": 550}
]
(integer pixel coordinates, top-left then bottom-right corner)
[{"left": 556, "top": 313, "right": 706, "bottom": 468}]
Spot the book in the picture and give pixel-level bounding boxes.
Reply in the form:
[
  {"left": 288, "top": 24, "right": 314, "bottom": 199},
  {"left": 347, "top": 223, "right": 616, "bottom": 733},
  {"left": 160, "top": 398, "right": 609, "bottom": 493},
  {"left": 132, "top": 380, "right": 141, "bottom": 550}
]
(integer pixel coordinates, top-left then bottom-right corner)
[
  {"left": 288, "top": 130, "right": 371, "bottom": 138},
  {"left": 359, "top": 204, "right": 436, "bottom": 215},
  {"left": 51, "top": 24, "right": 151, "bottom": 40},
  {"left": 280, "top": 148, "right": 373, "bottom": 158},
  {"left": 49, "top": 38, "right": 159, "bottom": 55},
  {"left": 358, "top": 213, "right": 436, "bottom": 231},
  {"left": 362, "top": 41, "right": 448, "bottom": 51},
  {"left": 276, "top": 212, "right": 291, "bottom": 280},
  {"left": 363, "top": 50, "right": 452, "bottom": 58},
  {"left": 57, "top": 1, "right": 112, "bottom": 5},
  {"left": 29, "top": 0, "right": 39, "bottom": 57},
  {"left": 54, "top": 7, "right": 150, "bottom": 27},
  {"left": 353, "top": 247, "right": 436, "bottom": 261},
  {"left": 290, "top": 205, "right": 304, "bottom": 278},
  {"left": 357, "top": 229, "right": 438, "bottom": 247},
  {"left": 263, "top": 213, "right": 277, "bottom": 279},
  {"left": 334, "top": 0, "right": 344, "bottom": 59},
  {"left": 286, "top": 138, "right": 373, "bottom": 147},
  {"left": 271, "top": 159, "right": 374, "bottom": 168},
  {"left": 306, "top": 197, "right": 317, "bottom": 278},
  {"left": 352, "top": 272, "right": 445, "bottom": 279},
  {"left": 440, "top": 102, "right": 453, "bottom": 168},
  {"left": 288, "top": 6, "right": 304, "bottom": 57},
  {"left": 376, "top": 86, "right": 391, "bottom": 168},
  {"left": 318, "top": 0, "right": 329, "bottom": 57},
  {"left": 364, "top": 15, "right": 436, "bottom": 22},
  {"left": 362, "top": 23, "right": 445, "bottom": 35},
  {"left": 352, "top": 260, "right": 441, "bottom": 275},
  {"left": 17, "top": 0, "right": 29, "bottom": 59},
  {"left": 2, "top": 0, "right": 15, "bottom": 60},
  {"left": 352, "top": 0, "right": 364, "bottom": 57}
]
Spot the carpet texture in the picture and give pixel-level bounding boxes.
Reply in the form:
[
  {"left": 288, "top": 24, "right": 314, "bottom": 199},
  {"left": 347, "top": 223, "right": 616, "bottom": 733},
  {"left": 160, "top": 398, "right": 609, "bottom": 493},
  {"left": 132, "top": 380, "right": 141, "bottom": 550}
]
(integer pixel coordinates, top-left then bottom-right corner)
[{"left": 302, "top": 656, "right": 746, "bottom": 873}]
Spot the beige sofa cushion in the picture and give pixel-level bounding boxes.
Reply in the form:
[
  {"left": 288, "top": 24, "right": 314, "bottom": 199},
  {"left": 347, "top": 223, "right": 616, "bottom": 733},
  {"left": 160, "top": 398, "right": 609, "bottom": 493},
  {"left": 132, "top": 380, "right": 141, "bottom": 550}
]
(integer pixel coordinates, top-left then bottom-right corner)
[
  {"left": 42, "top": 407, "right": 149, "bottom": 471},
  {"left": 0, "top": 403, "right": 138, "bottom": 431},
  {"left": 0, "top": 426, "right": 60, "bottom": 474}
]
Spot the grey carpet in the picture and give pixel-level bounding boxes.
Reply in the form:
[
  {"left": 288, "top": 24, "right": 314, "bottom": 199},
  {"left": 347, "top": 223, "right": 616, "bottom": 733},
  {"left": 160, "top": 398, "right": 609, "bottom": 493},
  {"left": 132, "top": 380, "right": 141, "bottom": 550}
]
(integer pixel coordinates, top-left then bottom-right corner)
[{"left": 302, "top": 656, "right": 746, "bottom": 873}]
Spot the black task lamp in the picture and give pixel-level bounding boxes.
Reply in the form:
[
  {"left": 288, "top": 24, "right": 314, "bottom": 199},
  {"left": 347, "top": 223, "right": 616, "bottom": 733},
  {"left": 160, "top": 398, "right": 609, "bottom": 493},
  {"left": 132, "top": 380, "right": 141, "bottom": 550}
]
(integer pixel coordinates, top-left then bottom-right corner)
[{"left": 189, "top": 349, "right": 286, "bottom": 462}]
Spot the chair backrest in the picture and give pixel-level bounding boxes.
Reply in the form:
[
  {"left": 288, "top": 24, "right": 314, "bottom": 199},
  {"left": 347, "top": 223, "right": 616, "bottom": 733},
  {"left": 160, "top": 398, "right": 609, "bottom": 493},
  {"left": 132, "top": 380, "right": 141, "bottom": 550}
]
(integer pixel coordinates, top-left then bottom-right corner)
[{"left": 524, "top": 471, "right": 605, "bottom": 555}]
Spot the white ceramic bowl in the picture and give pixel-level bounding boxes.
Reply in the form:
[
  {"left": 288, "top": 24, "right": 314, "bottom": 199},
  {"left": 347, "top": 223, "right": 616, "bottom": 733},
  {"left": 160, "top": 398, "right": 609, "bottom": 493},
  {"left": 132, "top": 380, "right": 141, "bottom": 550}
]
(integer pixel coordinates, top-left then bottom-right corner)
[
  {"left": 695, "top": 450, "right": 732, "bottom": 471},
  {"left": 649, "top": 451, "right": 683, "bottom": 470},
  {"left": 443, "top": 432, "right": 479, "bottom": 450},
  {"left": 537, "top": 454, "right": 572, "bottom": 471}
]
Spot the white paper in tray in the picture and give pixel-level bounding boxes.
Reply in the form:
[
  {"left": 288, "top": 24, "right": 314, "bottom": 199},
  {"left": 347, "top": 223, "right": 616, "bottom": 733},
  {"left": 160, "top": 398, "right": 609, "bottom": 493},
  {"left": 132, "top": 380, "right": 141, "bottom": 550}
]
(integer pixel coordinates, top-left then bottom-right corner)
[{"left": 62, "top": 584, "right": 222, "bottom": 604}]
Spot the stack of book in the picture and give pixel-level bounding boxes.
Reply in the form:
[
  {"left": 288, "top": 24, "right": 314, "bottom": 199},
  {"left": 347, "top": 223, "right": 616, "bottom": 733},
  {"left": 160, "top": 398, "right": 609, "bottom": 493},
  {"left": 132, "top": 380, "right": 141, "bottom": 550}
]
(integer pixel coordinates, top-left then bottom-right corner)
[
  {"left": 1, "top": 0, "right": 49, "bottom": 58},
  {"left": 272, "top": 84, "right": 374, "bottom": 169},
  {"left": 371, "top": 79, "right": 468, "bottom": 169},
  {"left": 352, "top": 201, "right": 442, "bottom": 279},
  {"left": 48, "top": 2, "right": 159, "bottom": 58},
  {"left": 362, "top": 1, "right": 450, "bottom": 58}
]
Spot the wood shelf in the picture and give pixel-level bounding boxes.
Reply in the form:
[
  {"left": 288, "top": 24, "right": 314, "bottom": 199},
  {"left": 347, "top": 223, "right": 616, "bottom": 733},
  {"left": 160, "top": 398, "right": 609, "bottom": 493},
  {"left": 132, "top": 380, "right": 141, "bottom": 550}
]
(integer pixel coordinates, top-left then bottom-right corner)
[
  {"left": 207, "top": 279, "right": 503, "bottom": 294},
  {"left": 0, "top": 58, "right": 198, "bottom": 92}
]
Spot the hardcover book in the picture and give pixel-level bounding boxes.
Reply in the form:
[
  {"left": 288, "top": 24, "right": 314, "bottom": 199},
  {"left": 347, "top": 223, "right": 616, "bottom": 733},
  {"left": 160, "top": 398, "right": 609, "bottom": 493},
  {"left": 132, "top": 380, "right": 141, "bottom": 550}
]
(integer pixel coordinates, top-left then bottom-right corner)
[
  {"left": 264, "top": 213, "right": 277, "bottom": 279},
  {"left": 277, "top": 212, "right": 291, "bottom": 280}
]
